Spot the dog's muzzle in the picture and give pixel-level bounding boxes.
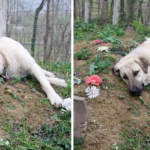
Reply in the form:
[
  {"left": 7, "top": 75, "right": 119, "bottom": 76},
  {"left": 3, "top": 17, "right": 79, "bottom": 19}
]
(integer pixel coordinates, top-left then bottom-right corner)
[{"left": 130, "top": 84, "right": 144, "bottom": 96}]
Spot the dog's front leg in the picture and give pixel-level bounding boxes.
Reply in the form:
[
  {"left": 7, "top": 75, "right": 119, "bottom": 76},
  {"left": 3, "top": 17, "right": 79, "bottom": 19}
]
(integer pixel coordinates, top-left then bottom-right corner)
[{"left": 30, "top": 64, "right": 62, "bottom": 105}]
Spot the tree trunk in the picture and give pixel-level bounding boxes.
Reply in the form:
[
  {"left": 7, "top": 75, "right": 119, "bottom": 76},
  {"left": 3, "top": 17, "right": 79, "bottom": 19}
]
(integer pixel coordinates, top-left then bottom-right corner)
[
  {"left": 146, "top": 0, "right": 150, "bottom": 26},
  {"left": 82, "top": 0, "right": 85, "bottom": 21},
  {"left": 120, "top": 0, "right": 125, "bottom": 21},
  {"left": 98, "top": 0, "right": 101, "bottom": 15},
  {"left": 112, "top": 0, "right": 120, "bottom": 25},
  {"left": 43, "top": 0, "right": 50, "bottom": 62},
  {"left": 84, "top": 0, "right": 89, "bottom": 23},
  {"left": 110, "top": 0, "right": 114, "bottom": 20},
  {"left": 49, "top": 0, "right": 55, "bottom": 60},
  {"left": 127, "top": 0, "right": 136, "bottom": 24},
  {"left": 31, "top": 0, "right": 46, "bottom": 57},
  {"left": 74, "top": 0, "right": 77, "bottom": 20},
  {"left": 89, "top": 0, "right": 93, "bottom": 22},
  {"left": 99, "top": 0, "right": 107, "bottom": 25},
  {"left": 78, "top": 0, "right": 82, "bottom": 19},
  {"left": 0, "top": 0, "right": 7, "bottom": 38},
  {"left": 138, "top": 0, "right": 143, "bottom": 23}
]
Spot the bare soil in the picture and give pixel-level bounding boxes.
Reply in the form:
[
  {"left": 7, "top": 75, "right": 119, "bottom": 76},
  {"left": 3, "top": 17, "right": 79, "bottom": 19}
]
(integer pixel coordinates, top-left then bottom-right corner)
[
  {"left": 0, "top": 79, "right": 58, "bottom": 139},
  {"left": 74, "top": 40, "right": 150, "bottom": 150}
]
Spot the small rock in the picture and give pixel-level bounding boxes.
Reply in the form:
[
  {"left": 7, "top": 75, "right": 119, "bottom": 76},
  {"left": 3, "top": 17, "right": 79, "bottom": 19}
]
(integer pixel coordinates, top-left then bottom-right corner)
[
  {"left": 126, "top": 106, "right": 131, "bottom": 110},
  {"left": 21, "top": 94, "right": 26, "bottom": 98},
  {"left": 18, "top": 89, "right": 22, "bottom": 93},
  {"left": 45, "top": 113, "right": 49, "bottom": 116},
  {"left": 45, "top": 108, "right": 49, "bottom": 111},
  {"left": 0, "top": 100, "right": 3, "bottom": 103}
]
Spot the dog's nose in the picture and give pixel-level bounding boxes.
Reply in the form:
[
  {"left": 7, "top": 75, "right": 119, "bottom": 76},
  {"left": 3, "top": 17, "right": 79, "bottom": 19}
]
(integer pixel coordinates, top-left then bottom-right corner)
[
  {"left": 142, "top": 83, "right": 144, "bottom": 89},
  {"left": 130, "top": 88, "right": 141, "bottom": 96}
]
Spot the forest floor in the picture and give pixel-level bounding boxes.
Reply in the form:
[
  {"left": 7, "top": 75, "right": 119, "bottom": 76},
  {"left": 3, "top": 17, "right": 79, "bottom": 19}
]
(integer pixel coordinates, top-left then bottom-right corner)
[
  {"left": 74, "top": 38, "right": 150, "bottom": 150},
  {"left": 0, "top": 63, "right": 71, "bottom": 149}
]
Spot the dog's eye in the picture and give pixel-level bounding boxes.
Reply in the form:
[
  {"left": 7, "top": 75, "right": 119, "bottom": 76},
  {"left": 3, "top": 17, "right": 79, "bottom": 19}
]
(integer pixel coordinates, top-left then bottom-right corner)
[
  {"left": 133, "top": 71, "right": 139, "bottom": 76},
  {"left": 123, "top": 74, "right": 128, "bottom": 80}
]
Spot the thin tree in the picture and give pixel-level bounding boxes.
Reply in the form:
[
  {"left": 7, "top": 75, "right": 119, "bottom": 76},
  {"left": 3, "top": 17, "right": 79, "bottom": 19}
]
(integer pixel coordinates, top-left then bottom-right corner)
[
  {"left": 146, "top": 0, "right": 150, "bottom": 26},
  {"left": 138, "top": 0, "right": 144, "bottom": 23},
  {"left": 74, "top": 0, "right": 77, "bottom": 20},
  {"left": 31, "top": 0, "right": 46, "bottom": 57},
  {"left": 43, "top": 0, "right": 50, "bottom": 62},
  {"left": 49, "top": 0, "right": 55, "bottom": 60},
  {"left": 89, "top": 0, "right": 93, "bottom": 22},
  {"left": 82, "top": 0, "right": 85, "bottom": 21},
  {"left": 99, "top": 0, "right": 107, "bottom": 25},
  {"left": 84, "top": 0, "right": 89, "bottom": 23},
  {"left": 112, "top": 0, "right": 120, "bottom": 25},
  {"left": 127, "top": 0, "right": 136, "bottom": 24},
  {"left": 0, "top": 0, "right": 7, "bottom": 38},
  {"left": 120, "top": 0, "right": 125, "bottom": 22},
  {"left": 97, "top": 0, "right": 101, "bottom": 15},
  {"left": 110, "top": 0, "right": 114, "bottom": 20}
]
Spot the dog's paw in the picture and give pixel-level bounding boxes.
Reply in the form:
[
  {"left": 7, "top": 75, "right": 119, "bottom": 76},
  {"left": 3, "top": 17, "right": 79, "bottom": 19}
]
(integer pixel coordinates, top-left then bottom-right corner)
[
  {"left": 58, "top": 79, "right": 67, "bottom": 87},
  {"left": 48, "top": 93, "right": 63, "bottom": 106},
  {"left": 49, "top": 72, "right": 55, "bottom": 78}
]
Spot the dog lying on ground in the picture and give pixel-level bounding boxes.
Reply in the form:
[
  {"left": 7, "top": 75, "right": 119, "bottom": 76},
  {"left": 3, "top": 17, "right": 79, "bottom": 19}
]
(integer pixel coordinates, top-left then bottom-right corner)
[
  {"left": 113, "top": 38, "right": 150, "bottom": 96},
  {"left": 0, "top": 37, "right": 67, "bottom": 105}
]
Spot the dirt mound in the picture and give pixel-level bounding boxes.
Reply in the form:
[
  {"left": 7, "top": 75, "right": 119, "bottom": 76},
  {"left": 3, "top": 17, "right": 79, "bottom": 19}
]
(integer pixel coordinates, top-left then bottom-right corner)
[
  {"left": 0, "top": 79, "right": 57, "bottom": 139},
  {"left": 74, "top": 40, "right": 150, "bottom": 150}
]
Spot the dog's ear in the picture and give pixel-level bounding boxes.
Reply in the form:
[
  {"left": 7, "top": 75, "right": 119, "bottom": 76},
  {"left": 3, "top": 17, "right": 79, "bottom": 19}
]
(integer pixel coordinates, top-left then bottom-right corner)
[
  {"left": 136, "top": 57, "right": 148, "bottom": 74},
  {"left": 112, "top": 65, "right": 120, "bottom": 76}
]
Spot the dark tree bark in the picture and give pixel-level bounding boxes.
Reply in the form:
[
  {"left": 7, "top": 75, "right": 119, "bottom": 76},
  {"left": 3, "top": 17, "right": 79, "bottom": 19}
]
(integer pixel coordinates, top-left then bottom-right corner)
[
  {"left": 31, "top": 0, "right": 46, "bottom": 57},
  {"left": 98, "top": 0, "right": 101, "bottom": 15},
  {"left": 49, "top": 0, "right": 55, "bottom": 60},
  {"left": 127, "top": 0, "right": 136, "bottom": 24},
  {"left": 110, "top": 0, "right": 114, "bottom": 19},
  {"left": 43, "top": 0, "right": 50, "bottom": 62},
  {"left": 99, "top": 0, "right": 107, "bottom": 25},
  {"left": 138, "top": 0, "right": 144, "bottom": 23},
  {"left": 82, "top": 0, "right": 85, "bottom": 20},
  {"left": 120, "top": 0, "right": 125, "bottom": 21},
  {"left": 146, "top": 0, "right": 150, "bottom": 26},
  {"left": 78, "top": 0, "right": 82, "bottom": 19},
  {"left": 89, "top": 0, "right": 93, "bottom": 22},
  {"left": 74, "top": 0, "right": 77, "bottom": 20}
]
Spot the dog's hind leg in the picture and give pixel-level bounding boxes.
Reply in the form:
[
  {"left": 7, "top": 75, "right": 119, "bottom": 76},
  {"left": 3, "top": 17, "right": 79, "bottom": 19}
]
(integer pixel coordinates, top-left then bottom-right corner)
[
  {"left": 46, "top": 77, "right": 67, "bottom": 87},
  {"left": 42, "top": 69, "right": 55, "bottom": 77},
  {"left": 30, "top": 64, "right": 62, "bottom": 105}
]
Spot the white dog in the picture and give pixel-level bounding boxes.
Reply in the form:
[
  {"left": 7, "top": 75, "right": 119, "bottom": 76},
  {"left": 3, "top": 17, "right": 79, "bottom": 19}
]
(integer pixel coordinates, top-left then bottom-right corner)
[{"left": 0, "top": 37, "right": 67, "bottom": 105}]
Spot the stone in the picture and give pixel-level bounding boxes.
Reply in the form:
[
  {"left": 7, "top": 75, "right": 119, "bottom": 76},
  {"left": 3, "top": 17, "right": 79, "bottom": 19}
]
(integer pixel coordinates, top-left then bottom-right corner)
[
  {"left": 74, "top": 96, "right": 89, "bottom": 139},
  {"left": 125, "top": 26, "right": 135, "bottom": 39}
]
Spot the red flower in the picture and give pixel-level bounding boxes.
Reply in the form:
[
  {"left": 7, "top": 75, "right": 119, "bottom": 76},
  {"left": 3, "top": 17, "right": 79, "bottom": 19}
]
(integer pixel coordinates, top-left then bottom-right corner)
[
  {"left": 86, "top": 75, "right": 102, "bottom": 86},
  {"left": 100, "top": 42, "right": 106, "bottom": 46},
  {"left": 93, "top": 39, "right": 99, "bottom": 44}
]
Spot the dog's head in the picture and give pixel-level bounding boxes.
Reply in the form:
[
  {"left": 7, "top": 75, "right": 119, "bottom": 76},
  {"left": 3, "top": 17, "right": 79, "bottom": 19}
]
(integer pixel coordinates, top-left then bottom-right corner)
[{"left": 112, "top": 56, "right": 148, "bottom": 96}]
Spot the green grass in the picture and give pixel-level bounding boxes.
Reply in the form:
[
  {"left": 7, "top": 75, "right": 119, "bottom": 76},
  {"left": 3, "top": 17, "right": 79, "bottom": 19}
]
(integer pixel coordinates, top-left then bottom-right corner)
[
  {"left": 0, "top": 109, "right": 71, "bottom": 150},
  {"left": 74, "top": 21, "right": 125, "bottom": 43},
  {"left": 89, "top": 53, "right": 115, "bottom": 75},
  {"left": 75, "top": 48, "right": 92, "bottom": 60},
  {"left": 118, "top": 122, "right": 150, "bottom": 150},
  {"left": 74, "top": 138, "right": 84, "bottom": 150},
  {"left": 132, "top": 21, "right": 150, "bottom": 42},
  {"left": 40, "top": 62, "right": 71, "bottom": 97},
  {"left": 74, "top": 20, "right": 98, "bottom": 40}
]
